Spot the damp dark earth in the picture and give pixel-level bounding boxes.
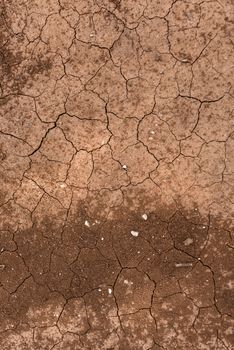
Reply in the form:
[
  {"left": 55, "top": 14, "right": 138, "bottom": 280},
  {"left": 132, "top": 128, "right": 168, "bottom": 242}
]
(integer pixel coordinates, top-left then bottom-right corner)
[{"left": 0, "top": 0, "right": 234, "bottom": 349}]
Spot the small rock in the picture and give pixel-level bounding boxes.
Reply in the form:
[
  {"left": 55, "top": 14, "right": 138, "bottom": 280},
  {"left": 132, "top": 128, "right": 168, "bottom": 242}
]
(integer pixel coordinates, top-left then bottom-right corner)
[
  {"left": 122, "top": 164, "right": 127, "bottom": 170},
  {"left": 183, "top": 238, "right": 193, "bottom": 246},
  {"left": 142, "top": 213, "right": 148, "bottom": 221},
  {"left": 131, "top": 230, "right": 139, "bottom": 237},
  {"left": 175, "top": 262, "right": 193, "bottom": 268},
  {"left": 85, "top": 220, "right": 90, "bottom": 227},
  {"left": 108, "top": 288, "right": 112, "bottom": 294}
]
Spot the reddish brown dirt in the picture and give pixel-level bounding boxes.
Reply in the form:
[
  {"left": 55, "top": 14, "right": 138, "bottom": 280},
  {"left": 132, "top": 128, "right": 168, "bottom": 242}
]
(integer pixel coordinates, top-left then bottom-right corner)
[{"left": 0, "top": 0, "right": 234, "bottom": 349}]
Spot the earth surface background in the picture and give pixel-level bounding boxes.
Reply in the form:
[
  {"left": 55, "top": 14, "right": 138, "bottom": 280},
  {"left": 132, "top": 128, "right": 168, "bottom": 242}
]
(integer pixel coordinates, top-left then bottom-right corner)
[{"left": 0, "top": 0, "right": 233, "bottom": 349}]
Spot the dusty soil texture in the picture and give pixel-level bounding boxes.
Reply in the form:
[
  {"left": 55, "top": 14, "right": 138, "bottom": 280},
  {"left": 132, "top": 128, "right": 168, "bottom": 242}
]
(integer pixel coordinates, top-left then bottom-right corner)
[{"left": 0, "top": 0, "right": 234, "bottom": 349}]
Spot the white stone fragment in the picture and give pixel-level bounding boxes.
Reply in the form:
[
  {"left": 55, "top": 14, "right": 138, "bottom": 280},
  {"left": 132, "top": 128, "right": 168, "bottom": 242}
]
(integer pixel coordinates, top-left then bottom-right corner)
[
  {"left": 123, "top": 279, "right": 133, "bottom": 285},
  {"left": 85, "top": 220, "right": 90, "bottom": 227},
  {"left": 131, "top": 230, "right": 139, "bottom": 237},
  {"left": 122, "top": 164, "right": 127, "bottom": 170},
  {"left": 175, "top": 262, "right": 193, "bottom": 268},
  {"left": 108, "top": 288, "right": 112, "bottom": 294},
  {"left": 142, "top": 213, "right": 148, "bottom": 220},
  {"left": 183, "top": 238, "right": 193, "bottom": 246}
]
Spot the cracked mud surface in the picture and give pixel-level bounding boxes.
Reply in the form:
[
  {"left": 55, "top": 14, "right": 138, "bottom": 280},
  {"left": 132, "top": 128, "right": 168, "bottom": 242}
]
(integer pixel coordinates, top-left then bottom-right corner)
[{"left": 0, "top": 0, "right": 234, "bottom": 349}]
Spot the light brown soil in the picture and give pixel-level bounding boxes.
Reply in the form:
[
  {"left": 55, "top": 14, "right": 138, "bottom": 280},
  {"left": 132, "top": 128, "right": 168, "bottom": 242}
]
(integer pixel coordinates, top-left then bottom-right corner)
[{"left": 0, "top": 0, "right": 233, "bottom": 349}]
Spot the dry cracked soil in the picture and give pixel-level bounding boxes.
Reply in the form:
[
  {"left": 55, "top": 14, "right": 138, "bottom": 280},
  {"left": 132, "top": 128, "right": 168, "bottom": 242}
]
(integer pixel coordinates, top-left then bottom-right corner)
[{"left": 0, "top": 0, "right": 234, "bottom": 349}]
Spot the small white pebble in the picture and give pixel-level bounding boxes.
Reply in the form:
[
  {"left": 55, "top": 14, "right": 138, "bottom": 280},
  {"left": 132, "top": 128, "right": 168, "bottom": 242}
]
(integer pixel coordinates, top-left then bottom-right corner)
[
  {"left": 122, "top": 164, "right": 127, "bottom": 170},
  {"left": 98, "top": 288, "right": 102, "bottom": 292},
  {"left": 108, "top": 288, "right": 112, "bottom": 294},
  {"left": 148, "top": 136, "right": 153, "bottom": 140},
  {"left": 175, "top": 262, "right": 193, "bottom": 268},
  {"left": 150, "top": 130, "right": 155, "bottom": 134},
  {"left": 90, "top": 33, "right": 95, "bottom": 37},
  {"left": 101, "top": 237, "right": 104, "bottom": 241},
  {"left": 85, "top": 220, "right": 90, "bottom": 227},
  {"left": 60, "top": 183, "right": 66, "bottom": 188},
  {"left": 142, "top": 213, "right": 148, "bottom": 220},
  {"left": 203, "top": 226, "right": 206, "bottom": 229},
  {"left": 183, "top": 238, "right": 193, "bottom": 246},
  {"left": 131, "top": 230, "right": 139, "bottom": 237}
]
